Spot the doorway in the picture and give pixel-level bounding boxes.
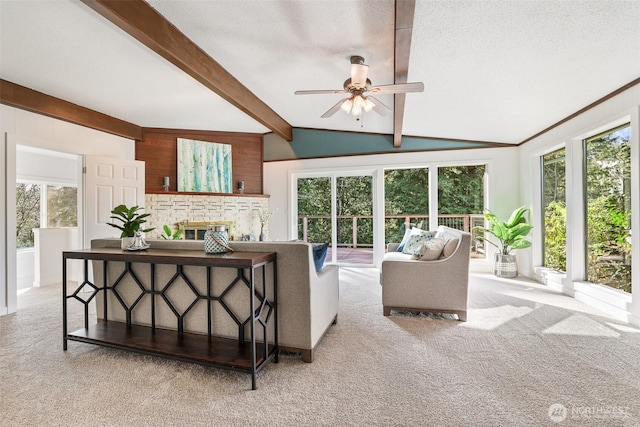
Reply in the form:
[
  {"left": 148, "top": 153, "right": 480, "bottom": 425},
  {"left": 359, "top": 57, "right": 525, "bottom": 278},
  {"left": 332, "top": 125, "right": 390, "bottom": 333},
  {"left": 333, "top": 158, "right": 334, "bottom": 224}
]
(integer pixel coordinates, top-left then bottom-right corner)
[
  {"left": 294, "top": 172, "right": 375, "bottom": 267},
  {"left": 15, "top": 145, "right": 83, "bottom": 293}
]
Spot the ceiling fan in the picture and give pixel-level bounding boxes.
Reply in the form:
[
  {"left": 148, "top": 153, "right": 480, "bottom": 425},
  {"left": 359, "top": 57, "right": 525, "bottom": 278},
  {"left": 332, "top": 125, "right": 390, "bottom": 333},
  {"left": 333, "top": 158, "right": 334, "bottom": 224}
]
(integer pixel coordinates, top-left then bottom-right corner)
[{"left": 294, "top": 55, "right": 424, "bottom": 118}]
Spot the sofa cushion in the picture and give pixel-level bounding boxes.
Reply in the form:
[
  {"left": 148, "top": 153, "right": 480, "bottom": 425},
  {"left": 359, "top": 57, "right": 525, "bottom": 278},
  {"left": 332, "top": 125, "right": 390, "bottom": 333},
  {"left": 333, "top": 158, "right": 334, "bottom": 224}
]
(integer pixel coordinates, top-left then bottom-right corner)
[
  {"left": 401, "top": 229, "right": 436, "bottom": 255},
  {"left": 441, "top": 238, "right": 459, "bottom": 259},
  {"left": 414, "top": 236, "right": 446, "bottom": 261},
  {"left": 312, "top": 243, "right": 329, "bottom": 272}
]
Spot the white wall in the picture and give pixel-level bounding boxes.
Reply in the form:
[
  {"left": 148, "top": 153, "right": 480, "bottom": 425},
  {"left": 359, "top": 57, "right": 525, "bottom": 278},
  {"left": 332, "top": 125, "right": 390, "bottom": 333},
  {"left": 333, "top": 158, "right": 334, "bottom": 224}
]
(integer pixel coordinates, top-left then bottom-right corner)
[
  {"left": 518, "top": 84, "right": 640, "bottom": 325},
  {"left": 16, "top": 249, "right": 34, "bottom": 290},
  {"left": 17, "top": 145, "right": 79, "bottom": 184},
  {"left": 264, "top": 146, "right": 520, "bottom": 266},
  {"left": 1, "top": 105, "right": 135, "bottom": 315},
  {"left": 33, "top": 227, "right": 79, "bottom": 287}
]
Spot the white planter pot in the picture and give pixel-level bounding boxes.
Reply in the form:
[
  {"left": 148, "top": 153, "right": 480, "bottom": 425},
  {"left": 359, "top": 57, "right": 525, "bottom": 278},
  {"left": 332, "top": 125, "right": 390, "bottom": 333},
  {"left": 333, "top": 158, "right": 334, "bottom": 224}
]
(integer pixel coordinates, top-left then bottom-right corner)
[
  {"left": 494, "top": 253, "right": 518, "bottom": 278},
  {"left": 121, "top": 237, "right": 135, "bottom": 250}
]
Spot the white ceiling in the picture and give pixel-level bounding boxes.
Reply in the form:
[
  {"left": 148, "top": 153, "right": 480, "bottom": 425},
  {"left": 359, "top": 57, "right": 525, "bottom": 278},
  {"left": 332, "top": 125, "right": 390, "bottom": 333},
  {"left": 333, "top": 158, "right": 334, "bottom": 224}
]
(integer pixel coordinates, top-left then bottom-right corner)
[{"left": 1, "top": 0, "right": 639, "bottom": 145}]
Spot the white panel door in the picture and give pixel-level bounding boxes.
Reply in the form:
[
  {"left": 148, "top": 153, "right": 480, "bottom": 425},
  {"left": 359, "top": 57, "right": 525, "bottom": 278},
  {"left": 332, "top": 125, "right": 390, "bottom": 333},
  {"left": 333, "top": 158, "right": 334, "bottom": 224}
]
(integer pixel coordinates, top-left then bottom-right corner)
[{"left": 84, "top": 156, "right": 145, "bottom": 247}]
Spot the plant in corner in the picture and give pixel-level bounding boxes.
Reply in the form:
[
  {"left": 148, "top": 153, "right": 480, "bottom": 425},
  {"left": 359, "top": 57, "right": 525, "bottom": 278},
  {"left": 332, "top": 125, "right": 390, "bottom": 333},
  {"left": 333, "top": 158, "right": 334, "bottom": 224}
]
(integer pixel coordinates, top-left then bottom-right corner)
[
  {"left": 107, "top": 204, "right": 155, "bottom": 238},
  {"left": 475, "top": 206, "right": 533, "bottom": 278}
]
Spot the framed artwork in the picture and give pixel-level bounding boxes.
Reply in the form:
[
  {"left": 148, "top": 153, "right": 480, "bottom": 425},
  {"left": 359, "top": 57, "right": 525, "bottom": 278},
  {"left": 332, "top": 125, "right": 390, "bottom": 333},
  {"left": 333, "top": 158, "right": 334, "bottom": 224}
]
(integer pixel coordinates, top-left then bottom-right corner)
[{"left": 177, "top": 138, "right": 232, "bottom": 193}]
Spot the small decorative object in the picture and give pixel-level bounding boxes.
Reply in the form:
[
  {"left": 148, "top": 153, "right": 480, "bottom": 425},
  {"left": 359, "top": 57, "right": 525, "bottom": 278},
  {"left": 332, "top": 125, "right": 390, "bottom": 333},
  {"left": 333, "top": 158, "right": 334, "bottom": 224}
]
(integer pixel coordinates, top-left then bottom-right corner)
[
  {"left": 475, "top": 206, "right": 533, "bottom": 278},
  {"left": 160, "top": 224, "right": 183, "bottom": 240},
  {"left": 124, "top": 230, "right": 150, "bottom": 251},
  {"left": 107, "top": 204, "right": 155, "bottom": 249},
  {"left": 238, "top": 181, "right": 245, "bottom": 194},
  {"left": 257, "top": 208, "right": 277, "bottom": 241},
  {"left": 204, "top": 225, "right": 233, "bottom": 254},
  {"left": 241, "top": 234, "right": 256, "bottom": 241},
  {"left": 163, "top": 176, "right": 170, "bottom": 192}
]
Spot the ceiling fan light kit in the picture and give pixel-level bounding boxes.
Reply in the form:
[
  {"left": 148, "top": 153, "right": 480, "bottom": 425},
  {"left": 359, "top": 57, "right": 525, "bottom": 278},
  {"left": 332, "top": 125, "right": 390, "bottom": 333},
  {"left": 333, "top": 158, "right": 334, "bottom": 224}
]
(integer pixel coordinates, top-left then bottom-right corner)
[{"left": 295, "top": 55, "right": 424, "bottom": 119}]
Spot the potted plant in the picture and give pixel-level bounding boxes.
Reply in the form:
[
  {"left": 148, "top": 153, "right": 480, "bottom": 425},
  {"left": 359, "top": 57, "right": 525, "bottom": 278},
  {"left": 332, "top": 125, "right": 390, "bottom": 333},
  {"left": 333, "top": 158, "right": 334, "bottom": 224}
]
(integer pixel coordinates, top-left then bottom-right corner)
[
  {"left": 160, "top": 224, "right": 183, "bottom": 240},
  {"left": 475, "top": 206, "right": 533, "bottom": 278},
  {"left": 107, "top": 204, "right": 154, "bottom": 248}
]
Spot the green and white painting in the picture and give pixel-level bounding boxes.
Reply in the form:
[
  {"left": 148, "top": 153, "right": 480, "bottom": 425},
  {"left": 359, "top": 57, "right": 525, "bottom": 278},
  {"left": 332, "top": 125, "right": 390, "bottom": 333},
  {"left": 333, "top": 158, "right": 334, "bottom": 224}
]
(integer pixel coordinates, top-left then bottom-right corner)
[{"left": 177, "top": 138, "right": 232, "bottom": 193}]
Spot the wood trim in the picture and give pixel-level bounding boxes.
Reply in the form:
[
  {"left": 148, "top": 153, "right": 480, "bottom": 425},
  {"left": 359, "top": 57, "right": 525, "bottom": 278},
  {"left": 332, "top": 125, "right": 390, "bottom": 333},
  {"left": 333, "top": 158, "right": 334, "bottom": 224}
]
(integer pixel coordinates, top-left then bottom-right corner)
[
  {"left": 81, "top": 0, "right": 293, "bottom": 141},
  {"left": 393, "top": 0, "right": 416, "bottom": 148},
  {"left": 146, "top": 190, "right": 269, "bottom": 198},
  {"left": 0, "top": 79, "right": 142, "bottom": 140},
  {"left": 519, "top": 76, "right": 640, "bottom": 145},
  {"left": 142, "top": 127, "right": 265, "bottom": 138}
]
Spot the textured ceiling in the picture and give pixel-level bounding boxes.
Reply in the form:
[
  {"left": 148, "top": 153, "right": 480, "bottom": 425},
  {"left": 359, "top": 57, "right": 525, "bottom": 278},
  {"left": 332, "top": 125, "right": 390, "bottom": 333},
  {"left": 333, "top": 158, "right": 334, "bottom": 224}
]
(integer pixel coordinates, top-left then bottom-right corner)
[{"left": 1, "top": 0, "right": 639, "bottom": 145}]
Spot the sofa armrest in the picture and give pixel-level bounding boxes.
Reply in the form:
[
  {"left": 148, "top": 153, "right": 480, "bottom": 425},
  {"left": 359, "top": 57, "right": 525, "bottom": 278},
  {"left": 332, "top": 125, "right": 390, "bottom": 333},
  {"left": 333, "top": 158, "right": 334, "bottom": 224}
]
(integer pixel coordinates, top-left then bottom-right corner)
[{"left": 386, "top": 243, "right": 400, "bottom": 252}]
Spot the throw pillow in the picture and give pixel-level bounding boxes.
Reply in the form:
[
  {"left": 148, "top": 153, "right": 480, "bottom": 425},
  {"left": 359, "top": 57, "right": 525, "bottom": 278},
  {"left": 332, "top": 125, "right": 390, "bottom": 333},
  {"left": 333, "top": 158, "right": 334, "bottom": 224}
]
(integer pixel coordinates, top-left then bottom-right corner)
[
  {"left": 441, "top": 238, "right": 459, "bottom": 258},
  {"left": 401, "top": 229, "right": 435, "bottom": 256},
  {"left": 396, "top": 227, "right": 413, "bottom": 252},
  {"left": 311, "top": 243, "right": 329, "bottom": 272},
  {"left": 415, "top": 237, "right": 446, "bottom": 261}
]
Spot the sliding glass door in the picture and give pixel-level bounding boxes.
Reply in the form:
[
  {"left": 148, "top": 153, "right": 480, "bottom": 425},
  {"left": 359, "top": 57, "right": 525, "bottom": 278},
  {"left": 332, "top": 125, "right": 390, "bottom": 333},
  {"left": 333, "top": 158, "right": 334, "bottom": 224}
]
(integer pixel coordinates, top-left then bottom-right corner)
[{"left": 295, "top": 173, "right": 374, "bottom": 266}]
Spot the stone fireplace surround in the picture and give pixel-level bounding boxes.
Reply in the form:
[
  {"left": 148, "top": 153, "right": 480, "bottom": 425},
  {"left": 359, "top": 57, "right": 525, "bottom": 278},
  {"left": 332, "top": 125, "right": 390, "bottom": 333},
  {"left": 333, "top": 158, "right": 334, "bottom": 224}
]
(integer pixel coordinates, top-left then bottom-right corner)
[{"left": 144, "top": 193, "right": 269, "bottom": 241}]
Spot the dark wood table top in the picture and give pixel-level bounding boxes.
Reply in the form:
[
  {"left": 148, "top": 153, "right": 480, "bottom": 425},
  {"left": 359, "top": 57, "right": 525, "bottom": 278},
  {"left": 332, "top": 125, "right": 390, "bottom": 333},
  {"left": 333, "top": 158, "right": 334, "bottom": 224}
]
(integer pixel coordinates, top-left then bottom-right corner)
[{"left": 63, "top": 247, "right": 275, "bottom": 267}]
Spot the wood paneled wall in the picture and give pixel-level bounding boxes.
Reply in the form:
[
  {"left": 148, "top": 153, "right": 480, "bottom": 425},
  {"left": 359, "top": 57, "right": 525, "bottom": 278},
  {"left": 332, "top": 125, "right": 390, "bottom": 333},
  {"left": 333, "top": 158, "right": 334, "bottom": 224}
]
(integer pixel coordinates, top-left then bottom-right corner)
[{"left": 136, "top": 128, "right": 264, "bottom": 194}]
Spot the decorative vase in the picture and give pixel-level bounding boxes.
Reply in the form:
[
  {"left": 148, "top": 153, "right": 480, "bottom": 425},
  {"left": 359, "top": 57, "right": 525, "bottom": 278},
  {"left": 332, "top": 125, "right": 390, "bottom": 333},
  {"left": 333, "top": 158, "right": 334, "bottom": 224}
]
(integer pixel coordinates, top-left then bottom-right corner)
[
  {"left": 494, "top": 253, "right": 518, "bottom": 278},
  {"left": 259, "top": 224, "right": 265, "bottom": 241},
  {"left": 121, "top": 236, "right": 135, "bottom": 250},
  {"left": 204, "top": 225, "right": 231, "bottom": 254}
]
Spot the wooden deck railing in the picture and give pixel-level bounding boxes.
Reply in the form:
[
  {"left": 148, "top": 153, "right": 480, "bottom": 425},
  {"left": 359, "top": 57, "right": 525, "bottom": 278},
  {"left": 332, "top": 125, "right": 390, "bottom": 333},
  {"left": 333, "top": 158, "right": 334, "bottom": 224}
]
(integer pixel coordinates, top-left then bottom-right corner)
[{"left": 298, "top": 214, "right": 485, "bottom": 252}]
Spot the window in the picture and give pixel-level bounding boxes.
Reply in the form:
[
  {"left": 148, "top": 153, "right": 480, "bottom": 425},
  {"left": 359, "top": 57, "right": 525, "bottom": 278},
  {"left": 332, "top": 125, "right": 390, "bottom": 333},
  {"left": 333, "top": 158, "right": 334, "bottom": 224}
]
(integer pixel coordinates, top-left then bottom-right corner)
[
  {"left": 46, "top": 185, "right": 78, "bottom": 227},
  {"left": 541, "top": 148, "right": 566, "bottom": 271},
  {"left": 16, "top": 183, "right": 41, "bottom": 248},
  {"left": 584, "top": 124, "right": 631, "bottom": 292},
  {"left": 438, "top": 165, "right": 485, "bottom": 258},
  {"left": 15, "top": 181, "right": 77, "bottom": 248},
  {"left": 384, "top": 168, "right": 429, "bottom": 244},
  {"left": 297, "top": 177, "right": 331, "bottom": 244}
]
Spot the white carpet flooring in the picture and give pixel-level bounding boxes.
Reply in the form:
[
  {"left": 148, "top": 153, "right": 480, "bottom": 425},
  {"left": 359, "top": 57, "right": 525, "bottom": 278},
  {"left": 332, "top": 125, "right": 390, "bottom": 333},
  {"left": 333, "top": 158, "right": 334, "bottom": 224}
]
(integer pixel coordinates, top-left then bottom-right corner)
[{"left": 2, "top": 262, "right": 640, "bottom": 426}]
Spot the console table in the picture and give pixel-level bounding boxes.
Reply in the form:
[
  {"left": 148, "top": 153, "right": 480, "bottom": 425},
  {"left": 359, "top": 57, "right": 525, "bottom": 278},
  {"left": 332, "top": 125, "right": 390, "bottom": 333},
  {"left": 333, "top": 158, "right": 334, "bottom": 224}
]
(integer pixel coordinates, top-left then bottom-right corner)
[{"left": 62, "top": 248, "right": 278, "bottom": 390}]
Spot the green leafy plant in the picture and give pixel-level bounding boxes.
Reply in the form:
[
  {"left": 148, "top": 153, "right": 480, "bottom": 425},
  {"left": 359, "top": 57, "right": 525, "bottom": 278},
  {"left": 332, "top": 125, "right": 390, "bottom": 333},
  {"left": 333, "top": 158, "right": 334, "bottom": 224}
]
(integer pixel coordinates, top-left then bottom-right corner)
[
  {"left": 107, "top": 204, "right": 154, "bottom": 238},
  {"left": 475, "top": 206, "right": 533, "bottom": 255},
  {"left": 160, "top": 224, "right": 183, "bottom": 240}
]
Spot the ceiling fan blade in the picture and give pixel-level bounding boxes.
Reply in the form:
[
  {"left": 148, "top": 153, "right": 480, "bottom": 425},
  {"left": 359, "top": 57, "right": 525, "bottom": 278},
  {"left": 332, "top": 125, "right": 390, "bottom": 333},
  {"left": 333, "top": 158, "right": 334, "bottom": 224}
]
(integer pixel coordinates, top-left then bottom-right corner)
[
  {"left": 369, "top": 82, "right": 424, "bottom": 94},
  {"left": 367, "top": 96, "right": 391, "bottom": 116},
  {"left": 321, "top": 98, "right": 350, "bottom": 118},
  {"left": 295, "top": 89, "right": 346, "bottom": 95}
]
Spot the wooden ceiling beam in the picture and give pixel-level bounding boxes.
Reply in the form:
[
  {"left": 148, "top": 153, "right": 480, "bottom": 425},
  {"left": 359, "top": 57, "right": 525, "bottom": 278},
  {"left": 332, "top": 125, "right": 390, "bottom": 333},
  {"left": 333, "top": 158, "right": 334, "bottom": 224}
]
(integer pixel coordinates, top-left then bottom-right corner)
[
  {"left": 393, "top": 0, "right": 416, "bottom": 148},
  {"left": 0, "top": 79, "right": 143, "bottom": 140},
  {"left": 81, "top": 0, "right": 293, "bottom": 141}
]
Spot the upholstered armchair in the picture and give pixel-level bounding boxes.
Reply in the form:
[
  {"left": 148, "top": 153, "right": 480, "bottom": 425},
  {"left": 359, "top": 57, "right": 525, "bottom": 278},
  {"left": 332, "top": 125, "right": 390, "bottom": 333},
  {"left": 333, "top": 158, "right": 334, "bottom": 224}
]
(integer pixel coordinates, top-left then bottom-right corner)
[{"left": 381, "top": 226, "right": 471, "bottom": 321}]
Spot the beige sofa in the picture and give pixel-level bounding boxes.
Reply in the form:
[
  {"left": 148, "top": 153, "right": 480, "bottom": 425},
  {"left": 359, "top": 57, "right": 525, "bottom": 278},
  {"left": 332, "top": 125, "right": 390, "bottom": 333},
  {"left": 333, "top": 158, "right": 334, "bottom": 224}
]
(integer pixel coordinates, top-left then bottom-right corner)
[
  {"left": 90, "top": 239, "right": 339, "bottom": 362},
  {"left": 381, "top": 226, "right": 471, "bottom": 321}
]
